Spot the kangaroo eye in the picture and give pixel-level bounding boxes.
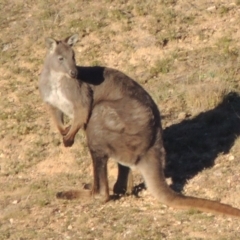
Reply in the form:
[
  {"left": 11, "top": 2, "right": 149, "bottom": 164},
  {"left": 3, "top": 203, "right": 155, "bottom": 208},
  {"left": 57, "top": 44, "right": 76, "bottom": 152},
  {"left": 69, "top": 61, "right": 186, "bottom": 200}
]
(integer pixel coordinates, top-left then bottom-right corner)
[{"left": 58, "top": 56, "right": 64, "bottom": 61}]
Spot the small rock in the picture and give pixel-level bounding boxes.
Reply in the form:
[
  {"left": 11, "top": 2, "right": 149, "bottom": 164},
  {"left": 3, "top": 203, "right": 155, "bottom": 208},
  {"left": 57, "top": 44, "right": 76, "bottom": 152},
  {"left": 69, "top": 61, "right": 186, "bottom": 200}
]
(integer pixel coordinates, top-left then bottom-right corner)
[
  {"left": 2, "top": 43, "right": 11, "bottom": 52},
  {"left": 12, "top": 200, "right": 19, "bottom": 204},
  {"left": 229, "top": 3, "right": 236, "bottom": 7},
  {"left": 178, "top": 112, "right": 187, "bottom": 120},
  {"left": 165, "top": 121, "right": 173, "bottom": 127},
  {"left": 207, "top": 6, "right": 216, "bottom": 12},
  {"left": 67, "top": 225, "right": 73, "bottom": 230}
]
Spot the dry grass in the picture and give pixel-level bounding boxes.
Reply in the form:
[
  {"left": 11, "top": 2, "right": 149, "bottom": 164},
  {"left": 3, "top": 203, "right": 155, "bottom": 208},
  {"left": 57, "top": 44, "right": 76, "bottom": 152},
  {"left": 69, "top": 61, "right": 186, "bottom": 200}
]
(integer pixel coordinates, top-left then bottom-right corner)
[{"left": 1, "top": 0, "right": 240, "bottom": 239}]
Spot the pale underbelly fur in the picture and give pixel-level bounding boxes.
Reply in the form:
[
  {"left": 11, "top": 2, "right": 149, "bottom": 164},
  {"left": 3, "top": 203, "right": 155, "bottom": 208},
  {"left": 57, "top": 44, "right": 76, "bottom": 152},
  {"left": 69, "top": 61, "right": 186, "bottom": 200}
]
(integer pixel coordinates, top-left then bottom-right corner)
[{"left": 46, "top": 88, "right": 74, "bottom": 119}]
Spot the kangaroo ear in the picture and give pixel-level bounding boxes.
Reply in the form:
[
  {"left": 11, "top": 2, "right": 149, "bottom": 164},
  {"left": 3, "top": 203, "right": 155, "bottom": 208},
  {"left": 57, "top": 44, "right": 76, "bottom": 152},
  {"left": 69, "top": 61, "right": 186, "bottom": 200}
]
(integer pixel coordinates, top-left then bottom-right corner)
[
  {"left": 65, "top": 34, "right": 79, "bottom": 46},
  {"left": 45, "top": 37, "right": 58, "bottom": 51}
]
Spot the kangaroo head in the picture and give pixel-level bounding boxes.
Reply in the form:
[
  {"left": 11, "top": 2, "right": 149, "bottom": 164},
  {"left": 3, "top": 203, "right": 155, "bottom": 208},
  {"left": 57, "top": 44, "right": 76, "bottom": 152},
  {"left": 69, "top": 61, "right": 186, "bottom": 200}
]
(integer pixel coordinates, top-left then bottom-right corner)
[{"left": 45, "top": 34, "right": 79, "bottom": 78}]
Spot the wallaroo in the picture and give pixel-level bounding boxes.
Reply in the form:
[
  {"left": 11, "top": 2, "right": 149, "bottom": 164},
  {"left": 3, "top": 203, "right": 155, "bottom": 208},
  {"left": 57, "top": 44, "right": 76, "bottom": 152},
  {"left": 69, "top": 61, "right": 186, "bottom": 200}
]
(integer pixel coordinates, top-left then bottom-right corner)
[{"left": 39, "top": 34, "right": 240, "bottom": 217}]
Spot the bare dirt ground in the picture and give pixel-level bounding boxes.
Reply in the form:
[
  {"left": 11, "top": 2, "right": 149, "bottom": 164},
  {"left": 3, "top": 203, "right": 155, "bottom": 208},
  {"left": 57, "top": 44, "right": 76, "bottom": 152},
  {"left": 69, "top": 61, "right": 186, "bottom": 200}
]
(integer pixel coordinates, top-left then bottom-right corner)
[{"left": 1, "top": 0, "right": 240, "bottom": 239}]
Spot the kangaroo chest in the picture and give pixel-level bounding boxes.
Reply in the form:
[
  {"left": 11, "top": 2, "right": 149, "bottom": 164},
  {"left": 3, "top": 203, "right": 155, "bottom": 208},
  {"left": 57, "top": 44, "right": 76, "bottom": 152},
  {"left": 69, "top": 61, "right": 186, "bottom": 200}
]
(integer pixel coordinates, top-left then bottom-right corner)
[{"left": 45, "top": 73, "right": 74, "bottom": 119}]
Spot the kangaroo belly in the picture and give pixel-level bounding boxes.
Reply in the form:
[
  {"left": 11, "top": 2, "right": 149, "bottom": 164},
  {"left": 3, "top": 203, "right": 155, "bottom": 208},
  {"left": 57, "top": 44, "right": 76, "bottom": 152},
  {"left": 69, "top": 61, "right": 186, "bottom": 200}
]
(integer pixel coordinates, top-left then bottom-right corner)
[{"left": 46, "top": 89, "right": 74, "bottom": 119}]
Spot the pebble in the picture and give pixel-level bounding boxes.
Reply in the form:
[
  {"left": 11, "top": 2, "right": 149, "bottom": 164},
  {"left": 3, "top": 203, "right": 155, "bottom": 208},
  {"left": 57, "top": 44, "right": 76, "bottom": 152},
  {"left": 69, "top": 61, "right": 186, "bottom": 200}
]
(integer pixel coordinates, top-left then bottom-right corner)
[
  {"left": 207, "top": 6, "right": 216, "bottom": 12},
  {"left": 178, "top": 112, "right": 187, "bottom": 120},
  {"left": 12, "top": 200, "right": 19, "bottom": 204}
]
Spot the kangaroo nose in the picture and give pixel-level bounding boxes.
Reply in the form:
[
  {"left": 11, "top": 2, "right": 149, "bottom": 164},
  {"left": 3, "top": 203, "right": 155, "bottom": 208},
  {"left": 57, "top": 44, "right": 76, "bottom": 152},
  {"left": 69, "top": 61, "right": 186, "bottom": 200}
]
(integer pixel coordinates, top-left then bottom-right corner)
[{"left": 69, "top": 70, "right": 77, "bottom": 78}]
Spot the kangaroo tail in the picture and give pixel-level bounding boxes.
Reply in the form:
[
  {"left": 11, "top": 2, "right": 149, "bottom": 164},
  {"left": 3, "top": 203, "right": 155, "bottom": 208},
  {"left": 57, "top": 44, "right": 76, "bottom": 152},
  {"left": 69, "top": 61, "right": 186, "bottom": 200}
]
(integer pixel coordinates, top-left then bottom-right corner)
[{"left": 138, "top": 154, "right": 240, "bottom": 217}]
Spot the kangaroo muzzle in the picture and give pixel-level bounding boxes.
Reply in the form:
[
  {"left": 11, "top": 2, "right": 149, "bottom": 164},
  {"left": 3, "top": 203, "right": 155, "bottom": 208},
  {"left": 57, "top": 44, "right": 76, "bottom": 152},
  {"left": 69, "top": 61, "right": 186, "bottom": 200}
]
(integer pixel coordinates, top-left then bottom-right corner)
[{"left": 69, "top": 69, "right": 77, "bottom": 78}]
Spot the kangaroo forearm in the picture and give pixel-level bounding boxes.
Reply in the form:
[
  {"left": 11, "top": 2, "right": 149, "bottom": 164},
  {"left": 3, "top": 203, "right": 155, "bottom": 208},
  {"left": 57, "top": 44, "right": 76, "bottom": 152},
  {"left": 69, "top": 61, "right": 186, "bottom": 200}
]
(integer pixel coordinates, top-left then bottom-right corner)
[
  {"left": 63, "top": 109, "right": 89, "bottom": 147},
  {"left": 47, "top": 104, "right": 66, "bottom": 134},
  {"left": 64, "top": 122, "right": 82, "bottom": 140}
]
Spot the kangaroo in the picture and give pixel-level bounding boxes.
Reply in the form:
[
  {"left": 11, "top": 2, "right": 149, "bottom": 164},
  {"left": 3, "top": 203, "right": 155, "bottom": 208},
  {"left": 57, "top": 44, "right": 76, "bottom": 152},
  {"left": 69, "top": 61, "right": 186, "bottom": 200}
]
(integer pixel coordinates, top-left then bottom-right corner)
[
  {"left": 39, "top": 34, "right": 240, "bottom": 217},
  {"left": 39, "top": 34, "right": 132, "bottom": 195}
]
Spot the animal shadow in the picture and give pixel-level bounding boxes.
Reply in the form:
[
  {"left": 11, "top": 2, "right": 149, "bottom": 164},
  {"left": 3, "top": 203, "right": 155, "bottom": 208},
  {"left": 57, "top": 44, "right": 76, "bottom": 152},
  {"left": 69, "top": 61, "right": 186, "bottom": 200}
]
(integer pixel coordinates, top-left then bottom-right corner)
[{"left": 163, "top": 91, "right": 240, "bottom": 192}]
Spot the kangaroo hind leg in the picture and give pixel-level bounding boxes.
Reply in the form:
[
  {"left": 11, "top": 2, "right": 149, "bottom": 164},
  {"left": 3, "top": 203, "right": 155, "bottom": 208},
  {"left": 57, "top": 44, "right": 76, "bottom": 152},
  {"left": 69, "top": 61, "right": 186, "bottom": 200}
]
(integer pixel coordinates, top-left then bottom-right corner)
[
  {"left": 113, "top": 164, "right": 133, "bottom": 195},
  {"left": 89, "top": 149, "right": 110, "bottom": 202}
]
